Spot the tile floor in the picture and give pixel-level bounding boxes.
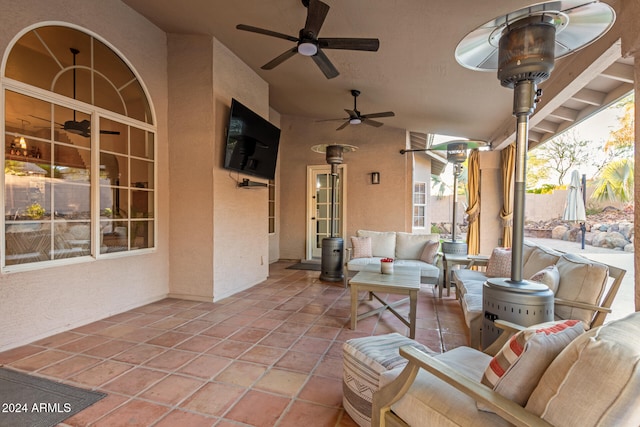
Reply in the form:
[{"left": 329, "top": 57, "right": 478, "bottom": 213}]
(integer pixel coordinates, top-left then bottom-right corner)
[{"left": 0, "top": 261, "right": 468, "bottom": 427}]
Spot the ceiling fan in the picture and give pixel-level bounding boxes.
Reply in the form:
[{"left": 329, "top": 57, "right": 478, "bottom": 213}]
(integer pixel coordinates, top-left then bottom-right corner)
[
  {"left": 319, "top": 90, "right": 395, "bottom": 130},
  {"left": 31, "top": 48, "right": 120, "bottom": 138},
  {"left": 236, "top": 0, "right": 379, "bottom": 79}
]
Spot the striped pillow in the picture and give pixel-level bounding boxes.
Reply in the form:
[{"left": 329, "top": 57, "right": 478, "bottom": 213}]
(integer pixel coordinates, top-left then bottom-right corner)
[{"left": 480, "top": 319, "right": 584, "bottom": 409}]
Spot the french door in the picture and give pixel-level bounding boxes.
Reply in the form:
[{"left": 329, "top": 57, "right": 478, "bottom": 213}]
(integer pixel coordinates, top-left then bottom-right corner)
[{"left": 306, "top": 165, "right": 347, "bottom": 260}]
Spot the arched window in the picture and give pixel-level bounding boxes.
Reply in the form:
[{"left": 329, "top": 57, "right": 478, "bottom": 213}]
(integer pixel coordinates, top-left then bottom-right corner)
[{"left": 3, "top": 25, "right": 156, "bottom": 269}]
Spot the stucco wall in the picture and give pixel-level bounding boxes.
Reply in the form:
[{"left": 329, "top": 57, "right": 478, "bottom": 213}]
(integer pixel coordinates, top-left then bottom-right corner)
[
  {"left": 279, "top": 116, "right": 411, "bottom": 261},
  {"left": 0, "top": 0, "right": 170, "bottom": 351},
  {"left": 167, "top": 35, "right": 273, "bottom": 302}
]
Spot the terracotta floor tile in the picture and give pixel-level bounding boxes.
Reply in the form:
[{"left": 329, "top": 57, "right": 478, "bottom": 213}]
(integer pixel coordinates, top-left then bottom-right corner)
[
  {"left": 92, "top": 399, "right": 169, "bottom": 427},
  {"left": 229, "top": 327, "right": 270, "bottom": 343},
  {"left": 206, "top": 340, "right": 252, "bottom": 359},
  {"left": 69, "top": 360, "right": 132, "bottom": 387},
  {"left": 224, "top": 389, "right": 290, "bottom": 427},
  {"left": 82, "top": 339, "right": 137, "bottom": 358},
  {"left": 201, "top": 323, "right": 240, "bottom": 339},
  {"left": 32, "top": 331, "right": 83, "bottom": 348},
  {"left": 139, "top": 374, "right": 205, "bottom": 405},
  {"left": 291, "top": 336, "right": 332, "bottom": 355},
  {"left": 101, "top": 367, "right": 167, "bottom": 395},
  {"left": 298, "top": 375, "right": 343, "bottom": 407},
  {"left": 2, "top": 262, "right": 465, "bottom": 427},
  {"left": 274, "top": 350, "right": 321, "bottom": 373},
  {"left": 0, "top": 345, "right": 44, "bottom": 365},
  {"left": 9, "top": 349, "right": 70, "bottom": 371},
  {"left": 277, "top": 400, "right": 341, "bottom": 427},
  {"left": 37, "top": 355, "right": 100, "bottom": 379},
  {"left": 178, "top": 354, "right": 231, "bottom": 379},
  {"left": 175, "top": 335, "right": 220, "bottom": 353},
  {"left": 56, "top": 335, "right": 110, "bottom": 353},
  {"left": 63, "top": 394, "right": 129, "bottom": 427},
  {"left": 180, "top": 382, "right": 245, "bottom": 416},
  {"left": 259, "top": 331, "right": 299, "bottom": 349},
  {"left": 215, "top": 360, "right": 267, "bottom": 387},
  {"left": 144, "top": 349, "right": 197, "bottom": 371},
  {"left": 253, "top": 368, "right": 308, "bottom": 397},
  {"left": 153, "top": 409, "right": 217, "bottom": 427},
  {"left": 119, "top": 327, "right": 165, "bottom": 343},
  {"left": 239, "top": 345, "right": 285, "bottom": 365},
  {"left": 148, "top": 316, "right": 189, "bottom": 330},
  {"left": 313, "top": 355, "right": 344, "bottom": 379},
  {"left": 174, "top": 319, "right": 214, "bottom": 334},
  {"left": 146, "top": 331, "right": 191, "bottom": 347}
]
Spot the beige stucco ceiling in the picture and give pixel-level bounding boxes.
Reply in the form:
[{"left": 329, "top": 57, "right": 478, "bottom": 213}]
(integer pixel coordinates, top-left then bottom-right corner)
[{"left": 121, "top": 0, "right": 631, "bottom": 150}]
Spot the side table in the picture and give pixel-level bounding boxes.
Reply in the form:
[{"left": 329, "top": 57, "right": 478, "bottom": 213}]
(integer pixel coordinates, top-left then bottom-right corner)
[{"left": 440, "top": 253, "right": 488, "bottom": 298}]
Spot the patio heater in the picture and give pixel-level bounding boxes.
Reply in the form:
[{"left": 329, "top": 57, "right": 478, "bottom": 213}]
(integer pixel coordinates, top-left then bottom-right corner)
[
  {"left": 455, "top": 0, "right": 615, "bottom": 347},
  {"left": 402, "top": 140, "right": 487, "bottom": 254},
  {"left": 311, "top": 144, "right": 358, "bottom": 282}
]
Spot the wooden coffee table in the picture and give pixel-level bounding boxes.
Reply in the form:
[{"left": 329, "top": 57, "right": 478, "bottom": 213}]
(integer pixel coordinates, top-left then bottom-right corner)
[{"left": 349, "top": 265, "right": 421, "bottom": 338}]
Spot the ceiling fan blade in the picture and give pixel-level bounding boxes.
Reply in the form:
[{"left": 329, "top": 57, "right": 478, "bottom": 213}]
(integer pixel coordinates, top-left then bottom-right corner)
[
  {"left": 311, "top": 49, "right": 339, "bottom": 79},
  {"left": 236, "top": 24, "right": 299, "bottom": 43},
  {"left": 344, "top": 109, "right": 356, "bottom": 117},
  {"left": 362, "top": 118, "right": 384, "bottom": 127},
  {"left": 261, "top": 47, "right": 298, "bottom": 70},
  {"left": 305, "top": 0, "right": 330, "bottom": 37},
  {"left": 336, "top": 120, "right": 350, "bottom": 131},
  {"left": 316, "top": 117, "right": 349, "bottom": 122},
  {"left": 362, "top": 111, "right": 395, "bottom": 119},
  {"left": 319, "top": 38, "right": 380, "bottom": 51},
  {"left": 29, "top": 114, "right": 64, "bottom": 127}
]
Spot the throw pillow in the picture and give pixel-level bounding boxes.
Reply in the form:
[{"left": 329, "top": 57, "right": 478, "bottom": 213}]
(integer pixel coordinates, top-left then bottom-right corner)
[
  {"left": 479, "top": 319, "right": 584, "bottom": 410},
  {"left": 529, "top": 265, "right": 561, "bottom": 293},
  {"left": 485, "top": 247, "right": 512, "bottom": 278},
  {"left": 419, "top": 240, "right": 439, "bottom": 264},
  {"left": 351, "top": 236, "right": 372, "bottom": 259}
]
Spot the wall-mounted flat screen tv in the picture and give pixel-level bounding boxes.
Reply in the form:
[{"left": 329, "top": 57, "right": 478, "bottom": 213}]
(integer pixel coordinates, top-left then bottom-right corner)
[{"left": 224, "top": 99, "right": 280, "bottom": 181}]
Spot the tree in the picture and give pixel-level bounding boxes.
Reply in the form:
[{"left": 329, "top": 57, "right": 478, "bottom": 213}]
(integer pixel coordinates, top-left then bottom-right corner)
[
  {"left": 591, "top": 158, "right": 634, "bottom": 203},
  {"left": 529, "top": 128, "right": 595, "bottom": 186},
  {"left": 526, "top": 152, "right": 552, "bottom": 190},
  {"left": 604, "top": 94, "right": 634, "bottom": 153}
]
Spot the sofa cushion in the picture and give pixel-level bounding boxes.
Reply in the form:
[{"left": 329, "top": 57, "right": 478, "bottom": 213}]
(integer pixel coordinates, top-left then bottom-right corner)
[
  {"left": 480, "top": 319, "right": 584, "bottom": 409},
  {"left": 357, "top": 230, "right": 396, "bottom": 259},
  {"left": 522, "top": 246, "right": 562, "bottom": 279},
  {"left": 554, "top": 254, "right": 608, "bottom": 327},
  {"left": 485, "top": 247, "right": 511, "bottom": 278},
  {"left": 379, "top": 347, "right": 511, "bottom": 427},
  {"left": 350, "top": 236, "right": 372, "bottom": 259},
  {"left": 420, "top": 240, "right": 440, "bottom": 264},
  {"left": 526, "top": 312, "right": 640, "bottom": 426},
  {"left": 529, "top": 265, "right": 560, "bottom": 293},
  {"left": 393, "top": 260, "right": 440, "bottom": 280},
  {"left": 396, "top": 232, "right": 440, "bottom": 260}
]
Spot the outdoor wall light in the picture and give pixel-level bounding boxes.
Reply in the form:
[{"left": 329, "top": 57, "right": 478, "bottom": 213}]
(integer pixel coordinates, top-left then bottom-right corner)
[{"left": 371, "top": 172, "right": 380, "bottom": 184}]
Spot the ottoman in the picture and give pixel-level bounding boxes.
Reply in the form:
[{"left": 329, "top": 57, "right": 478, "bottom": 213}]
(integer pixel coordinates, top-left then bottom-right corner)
[{"left": 342, "top": 333, "right": 436, "bottom": 427}]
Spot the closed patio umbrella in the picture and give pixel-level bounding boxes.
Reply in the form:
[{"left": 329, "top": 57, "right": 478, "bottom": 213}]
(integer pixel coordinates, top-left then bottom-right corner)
[{"left": 563, "top": 170, "right": 587, "bottom": 248}]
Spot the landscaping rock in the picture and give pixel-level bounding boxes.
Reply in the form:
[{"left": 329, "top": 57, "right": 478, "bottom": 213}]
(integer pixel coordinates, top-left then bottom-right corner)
[
  {"left": 625, "top": 243, "right": 634, "bottom": 252},
  {"left": 618, "top": 222, "right": 633, "bottom": 240},
  {"left": 552, "top": 225, "right": 568, "bottom": 240}
]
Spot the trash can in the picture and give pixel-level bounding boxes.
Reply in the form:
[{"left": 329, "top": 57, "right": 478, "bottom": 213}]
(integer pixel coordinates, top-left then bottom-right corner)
[
  {"left": 482, "top": 278, "right": 554, "bottom": 349},
  {"left": 320, "top": 237, "right": 344, "bottom": 282}
]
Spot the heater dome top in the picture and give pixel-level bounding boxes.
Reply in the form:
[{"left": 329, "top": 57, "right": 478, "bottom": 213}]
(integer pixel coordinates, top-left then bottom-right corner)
[
  {"left": 310, "top": 144, "right": 358, "bottom": 154},
  {"left": 454, "top": 0, "right": 615, "bottom": 72}
]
